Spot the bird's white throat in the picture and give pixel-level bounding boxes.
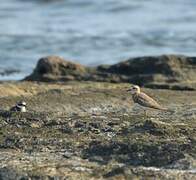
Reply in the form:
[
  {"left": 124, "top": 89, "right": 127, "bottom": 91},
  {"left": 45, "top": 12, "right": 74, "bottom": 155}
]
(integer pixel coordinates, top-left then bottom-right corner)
[{"left": 20, "top": 106, "right": 26, "bottom": 112}]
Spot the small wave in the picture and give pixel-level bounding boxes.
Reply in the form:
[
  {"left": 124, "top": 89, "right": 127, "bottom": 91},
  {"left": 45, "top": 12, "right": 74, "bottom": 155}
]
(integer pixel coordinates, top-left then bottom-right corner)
[{"left": 0, "top": 69, "right": 21, "bottom": 76}]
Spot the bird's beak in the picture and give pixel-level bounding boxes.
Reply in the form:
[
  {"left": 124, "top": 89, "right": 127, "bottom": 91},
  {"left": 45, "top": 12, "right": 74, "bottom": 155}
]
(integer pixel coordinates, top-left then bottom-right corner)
[{"left": 127, "top": 88, "right": 132, "bottom": 92}]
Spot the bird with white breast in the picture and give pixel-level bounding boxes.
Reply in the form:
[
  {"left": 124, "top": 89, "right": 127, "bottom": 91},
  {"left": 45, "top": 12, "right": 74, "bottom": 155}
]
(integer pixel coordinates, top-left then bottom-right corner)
[
  {"left": 10, "top": 101, "right": 27, "bottom": 112},
  {"left": 127, "top": 85, "right": 168, "bottom": 114}
]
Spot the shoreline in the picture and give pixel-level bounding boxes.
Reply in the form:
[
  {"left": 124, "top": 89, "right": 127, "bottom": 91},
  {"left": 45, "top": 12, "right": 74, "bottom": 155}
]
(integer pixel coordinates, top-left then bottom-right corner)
[
  {"left": 0, "top": 54, "right": 196, "bottom": 179},
  {"left": 0, "top": 81, "right": 195, "bottom": 179},
  {"left": 0, "top": 54, "right": 195, "bottom": 90}
]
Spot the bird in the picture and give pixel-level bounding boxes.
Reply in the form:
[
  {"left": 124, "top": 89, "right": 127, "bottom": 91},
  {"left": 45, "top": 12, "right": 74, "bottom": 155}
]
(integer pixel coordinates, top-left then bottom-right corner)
[
  {"left": 127, "top": 85, "right": 167, "bottom": 114},
  {"left": 10, "top": 101, "right": 27, "bottom": 112}
]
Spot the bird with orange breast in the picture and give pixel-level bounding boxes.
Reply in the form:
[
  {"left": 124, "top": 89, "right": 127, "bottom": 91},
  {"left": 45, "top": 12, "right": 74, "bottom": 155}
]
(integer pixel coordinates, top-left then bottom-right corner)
[{"left": 127, "top": 85, "right": 168, "bottom": 114}]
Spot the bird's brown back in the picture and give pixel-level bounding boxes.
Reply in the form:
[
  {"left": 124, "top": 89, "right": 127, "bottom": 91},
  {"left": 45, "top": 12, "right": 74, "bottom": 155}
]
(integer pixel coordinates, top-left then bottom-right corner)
[{"left": 132, "top": 92, "right": 166, "bottom": 110}]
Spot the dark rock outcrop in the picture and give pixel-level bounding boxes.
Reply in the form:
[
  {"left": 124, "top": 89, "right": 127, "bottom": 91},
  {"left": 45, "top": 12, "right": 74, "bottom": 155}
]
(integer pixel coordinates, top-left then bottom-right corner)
[
  {"left": 25, "top": 55, "right": 196, "bottom": 90},
  {"left": 25, "top": 56, "right": 87, "bottom": 82}
]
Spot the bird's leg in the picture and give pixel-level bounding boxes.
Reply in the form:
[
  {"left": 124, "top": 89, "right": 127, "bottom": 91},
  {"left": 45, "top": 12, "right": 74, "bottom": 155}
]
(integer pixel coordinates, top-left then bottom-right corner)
[{"left": 144, "top": 109, "right": 148, "bottom": 116}]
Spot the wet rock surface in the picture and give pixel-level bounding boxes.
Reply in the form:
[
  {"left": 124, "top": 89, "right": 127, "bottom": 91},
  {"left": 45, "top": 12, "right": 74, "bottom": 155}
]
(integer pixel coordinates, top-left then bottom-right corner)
[
  {"left": 25, "top": 55, "right": 196, "bottom": 90},
  {"left": 0, "top": 82, "right": 195, "bottom": 179}
]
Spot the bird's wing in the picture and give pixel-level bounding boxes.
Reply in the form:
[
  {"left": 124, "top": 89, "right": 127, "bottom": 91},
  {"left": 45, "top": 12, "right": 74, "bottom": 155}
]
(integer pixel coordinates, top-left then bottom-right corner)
[
  {"left": 10, "top": 106, "right": 16, "bottom": 111},
  {"left": 136, "top": 92, "right": 163, "bottom": 109}
]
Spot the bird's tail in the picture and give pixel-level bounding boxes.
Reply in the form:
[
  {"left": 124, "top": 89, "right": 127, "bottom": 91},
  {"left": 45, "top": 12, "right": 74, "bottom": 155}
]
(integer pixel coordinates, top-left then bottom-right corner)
[{"left": 159, "top": 107, "right": 175, "bottom": 113}]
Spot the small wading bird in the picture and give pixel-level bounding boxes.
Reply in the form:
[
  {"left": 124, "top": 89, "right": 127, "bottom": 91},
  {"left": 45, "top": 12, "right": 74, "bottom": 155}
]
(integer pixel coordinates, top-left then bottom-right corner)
[
  {"left": 10, "top": 101, "right": 27, "bottom": 112},
  {"left": 127, "top": 85, "right": 167, "bottom": 114}
]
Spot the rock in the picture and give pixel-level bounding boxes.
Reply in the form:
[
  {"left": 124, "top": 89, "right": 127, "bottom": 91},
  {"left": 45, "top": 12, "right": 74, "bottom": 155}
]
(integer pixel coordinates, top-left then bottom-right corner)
[
  {"left": 24, "top": 56, "right": 87, "bottom": 82},
  {"left": 0, "top": 168, "right": 23, "bottom": 180},
  {"left": 134, "top": 119, "right": 174, "bottom": 136},
  {"left": 82, "top": 140, "right": 186, "bottom": 167},
  {"left": 0, "top": 81, "right": 196, "bottom": 179},
  {"left": 144, "top": 83, "right": 196, "bottom": 91},
  {"left": 106, "top": 54, "right": 196, "bottom": 86},
  {"left": 24, "top": 55, "right": 196, "bottom": 89}
]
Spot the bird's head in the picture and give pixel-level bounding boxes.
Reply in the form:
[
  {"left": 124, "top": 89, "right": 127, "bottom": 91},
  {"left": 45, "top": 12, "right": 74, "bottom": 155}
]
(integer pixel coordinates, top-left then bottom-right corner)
[
  {"left": 127, "top": 85, "right": 140, "bottom": 94},
  {"left": 18, "top": 101, "right": 27, "bottom": 107}
]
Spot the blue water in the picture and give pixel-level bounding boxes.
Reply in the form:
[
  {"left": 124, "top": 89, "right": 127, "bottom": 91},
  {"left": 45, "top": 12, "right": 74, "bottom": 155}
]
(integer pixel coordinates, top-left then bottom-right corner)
[{"left": 1, "top": 0, "right": 196, "bottom": 80}]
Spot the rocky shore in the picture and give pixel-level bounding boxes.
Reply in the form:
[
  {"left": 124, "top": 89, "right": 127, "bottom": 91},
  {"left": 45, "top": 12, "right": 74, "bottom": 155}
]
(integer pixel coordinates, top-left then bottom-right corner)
[
  {"left": 0, "top": 55, "right": 196, "bottom": 179},
  {"left": 25, "top": 55, "right": 196, "bottom": 90}
]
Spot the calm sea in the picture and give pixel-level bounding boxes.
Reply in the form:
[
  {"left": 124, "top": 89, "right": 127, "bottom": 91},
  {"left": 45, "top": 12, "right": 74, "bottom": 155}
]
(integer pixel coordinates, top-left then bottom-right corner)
[{"left": 1, "top": 0, "right": 196, "bottom": 80}]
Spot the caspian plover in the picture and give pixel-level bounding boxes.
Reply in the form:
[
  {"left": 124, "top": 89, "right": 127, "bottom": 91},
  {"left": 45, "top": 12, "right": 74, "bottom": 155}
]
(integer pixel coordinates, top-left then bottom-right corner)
[
  {"left": 10, "top": 101, "right": 27, "bottom": 112},
  {"left": 127, "top": 85, "right": 167, "bottom": 112}
]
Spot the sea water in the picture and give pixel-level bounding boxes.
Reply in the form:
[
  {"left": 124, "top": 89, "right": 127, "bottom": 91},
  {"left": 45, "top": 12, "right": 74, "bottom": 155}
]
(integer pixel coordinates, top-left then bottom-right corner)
[{"left": 0, "top": 0, "right": 196, "bottom": 80}]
